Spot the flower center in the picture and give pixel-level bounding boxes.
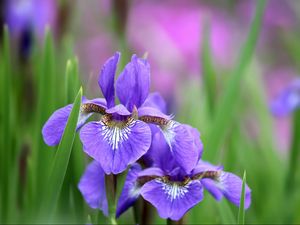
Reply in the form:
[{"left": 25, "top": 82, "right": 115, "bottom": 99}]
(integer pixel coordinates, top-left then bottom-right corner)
[
  {"left": 158, "top": 179, "right": 189, "bottom": 201},
  {"left": 100, "top": 115, "right": 136, "bottom": 150}
]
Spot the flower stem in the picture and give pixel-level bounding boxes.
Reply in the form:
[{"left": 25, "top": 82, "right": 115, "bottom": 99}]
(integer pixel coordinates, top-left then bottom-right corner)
[{"left": 105, "top": 174, "right": 118, "bottom": 225}]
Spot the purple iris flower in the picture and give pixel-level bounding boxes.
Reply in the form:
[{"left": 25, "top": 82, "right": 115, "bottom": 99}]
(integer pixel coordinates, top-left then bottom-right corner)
[
  {"left": 43, "top": 52, "right": 199, "bottom": 175},
  {"left": 135, "top": 131, "right": 251, "bottom": 220},
  {"left": 5, "top": 0, "right": 57, "bottom": 37},
  {"left": 78, "top": 126, "right": 251, "bottom": 221},
  {"left": 270, "top": 79, "right": 300, "bottom": 117}
]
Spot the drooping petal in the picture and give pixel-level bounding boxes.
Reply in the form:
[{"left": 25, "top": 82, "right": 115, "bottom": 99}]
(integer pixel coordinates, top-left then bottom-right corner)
[
  {"left": 194, "top": 161, "right": 251, "bottom": 209},
  {"left": 142, "top": 92, "right": 167, "bottom": 114},
  {"left": 191, "top": 160, "right": 223, "bottom": 176},
  {"left": 160, "top": 121, "right": 200, "bottom": 173},
  {"left": 42, "top": 104, "right": 73, "bottom": 146},
  {"left": 116, "top": 164, "right": 142, "bottom": 218},
  {"left": 98, "top": 52, "right": 120, "bottom": 108},
  {"left": 145, "top": 125, "right": 176, "bottom": 172},
  {"left": 80, "top": 119, "right": 151, "bottom": 174},
  {"left": 200, "top": 178, "right": 223, "bottom": 201},
  {"left": 116, "top": 55, "right": 150, "bottom": 111},
  {"left": 141, "top": 179, "right": 203, "bottom": 221},
  {"left": 217, "top": 172, "right": 252, "bottom": 209},
  {"left": 270, "top": 79, "right": 300, "bottom": 117},
  {"left": 78, "top": 161, "right": 108, "bottom": 215},
  {"left": 42, "top": 98, "right": 106, "bottom": 146}
]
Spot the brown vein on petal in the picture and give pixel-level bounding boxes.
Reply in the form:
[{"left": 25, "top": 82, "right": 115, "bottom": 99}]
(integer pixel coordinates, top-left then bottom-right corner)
[
  {"left": 81, "top": 103, "right": 107, "bottom": 115},
  {"left": 192, "top": 170, "right": 221, "bottom": 181},
  {"left": 139, "top": 115, "right": 169, "bottom": 126}
]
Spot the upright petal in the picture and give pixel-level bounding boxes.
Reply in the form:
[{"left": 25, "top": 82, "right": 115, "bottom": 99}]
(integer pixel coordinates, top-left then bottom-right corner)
[
  {"left": 116, "top": 55, "right": 150, "bottom": 111},
  {"left": 160, "top": 121, "right": 201, "bottom": 173},
  {"left": 80, "top": 119, "right": 151, "bottom": 174},
  {"left": 106, "top": 104, "right": 132, "bottom": 116},
  {"left": 98, "top": 52, "right": 120, "bottom": 108},
  {"left": 78, "top": 161, "right": 108, "bottom": 215},
  {"left": 116, "top": 164, "right": 142, "bottom": 218},
  {"left": 141, "top": 179, "right": 203, "bottom": 221},
  {"left": 142, "top": 92, "right": 167, "bottom": 114},
  {"left": 42, "top": 98, "right": 106, "bottom": 146}
]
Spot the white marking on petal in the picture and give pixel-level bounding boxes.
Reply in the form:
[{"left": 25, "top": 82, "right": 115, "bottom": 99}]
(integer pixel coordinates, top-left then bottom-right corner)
[
  {"left": 78, "top": 112, "right": 92, "bottom": 127},
  {"left": 101, "top": 120, "right": 136, "bottom": 150},
  {"left": 215, "top": 172, "right": 227, "bottom": 190},
  {"left": 129, "top": 183, "right": 141, "bottom": 198},
  {"left": 157, "top": 180, "right": 189, "bottom": 201},
  {"left": 160, "top": 120, "right": 179, "bottom": 151}
]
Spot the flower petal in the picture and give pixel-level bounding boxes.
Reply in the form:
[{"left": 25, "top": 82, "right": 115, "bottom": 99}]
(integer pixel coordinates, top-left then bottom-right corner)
[
  {"left": 270, "top": 79, "right": 300, "bottom": 117},
  {"left": 142, "top": 92, "right": 167, "bottom": 114},
  {"left": 138, "top": 106, "right": 171, "bottom": 120},
  {"left": 145, "top": 125, "right": 176, "bottom": 172},
  {"left": 42, "top": 98, "right": 106, "bottom": 146},
  {"left": 192, "top": 160, "right": 223, "bottom": 176},
  {"left": 80, "top": 119, "right": 151, "bottom": 174},
  {"left": 42, "top": 104, "right": 73, "bottom": 146},
  {"left": 194, "top": 161, "right": 251, "bottom": 209},
  {"left": 141, "top": 179, "right": 203, "bottom": 221},
  {"left": 201, "top": 178, "right": 223, "bottom": 201},
  {"left": 98, "top": 52, "right": 120, "bottom": 108},
  {"left": 217, "top": 172, "right": 252, "bottom": 209},
  {"left": 106, "top": 104, "right": 131, "bottom": 116},
  {"left": 160, "top": 121, "right": 201, "bottom": 173},
  {"left": 138, "top": 167, "right": 165, "bottom": 178},
  {"left": 116, "top": 163, "right": 142, "bottom": 218},
  {"left": 78, "top": 161, "right": 108, "bottom": 215},
  {"left": 116, "top": 55, "right": 150, "bottom": 111}
]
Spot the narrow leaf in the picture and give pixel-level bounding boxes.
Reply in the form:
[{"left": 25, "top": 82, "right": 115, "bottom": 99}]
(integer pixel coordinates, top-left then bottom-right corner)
[
  {"left": 238, "top": 171, "right": 247, "bottom": 225},
  {"left": 204, "top": 0, "right": 266, "bottom": 160},
  {"left": 201, "top": 20, "right": 217, "bottom": 115},
  {"left": 40, "top": 87, "right": 82, "bottom": 219}
]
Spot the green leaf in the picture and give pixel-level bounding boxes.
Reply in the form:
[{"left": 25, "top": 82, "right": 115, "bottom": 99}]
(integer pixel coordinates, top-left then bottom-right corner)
[
  {"left": 218, "top": 200, "right": 236, "bottom": 224},
  {"left": 0, "top": 25, "right": 12, "bottom": 224},
  {"left": 40, "top": 87, "right": 82, "bottom": 219},
  {"left": 201, "top": 21, "right": 217, "bottom": 115},
  {"left": 204, "top": 0, "right": 266, "bottom": 161},
  {"left": 105, "top": 175, "right": 118, "bottom": 225},
  {"left": 238, "top": 171, "right": 247, "bottom": 225}
]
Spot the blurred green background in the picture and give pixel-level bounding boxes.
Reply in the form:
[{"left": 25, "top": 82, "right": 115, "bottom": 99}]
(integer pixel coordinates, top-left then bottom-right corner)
[{"left": 1, "top": 0, "right": 300, "bottom": 224}]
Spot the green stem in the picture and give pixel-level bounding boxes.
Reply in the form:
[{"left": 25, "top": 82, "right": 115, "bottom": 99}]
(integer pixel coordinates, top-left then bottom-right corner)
[
  {"left": 105, "top": 174, "right": 118, "bottom": 225},
  {"left": 167, "top": 218, "right": 175, "bottom": 225},
  {"left": 284, "top": 110, "right": 300, "bottom": 223}
]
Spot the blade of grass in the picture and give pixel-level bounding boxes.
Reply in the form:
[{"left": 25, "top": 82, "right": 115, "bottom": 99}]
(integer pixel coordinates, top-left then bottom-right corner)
[
  {"left": 32, "top": 28, "right": 56, "bottom": 211},
  {"left": 39, "top": 87, "right": 82, "bottom": 220},
  {"left": 105, "top": 175, "right": 118, "bottom": 225},
  {"left": 0, "top": 25, "right": 11, "bottom": 223},
  {"left": 204, "top": 0, "right": 266, "bottom": 161},
  {"left": 238, "top": 171, "right": 246, "bottom": 225},
  {"left": 218, "top": 200, "right": 236, "bottom": 224}
]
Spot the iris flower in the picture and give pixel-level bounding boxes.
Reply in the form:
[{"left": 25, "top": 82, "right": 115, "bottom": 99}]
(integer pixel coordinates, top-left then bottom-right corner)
[
  {"left": 270, "top": 79, "right": 300, "bottom": 117},
  {"left": 42, "top": 52, "right": 199, "bottom": 174},
  {"left": 78, "top": 118, "right": 251, "bottom": 221}
]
